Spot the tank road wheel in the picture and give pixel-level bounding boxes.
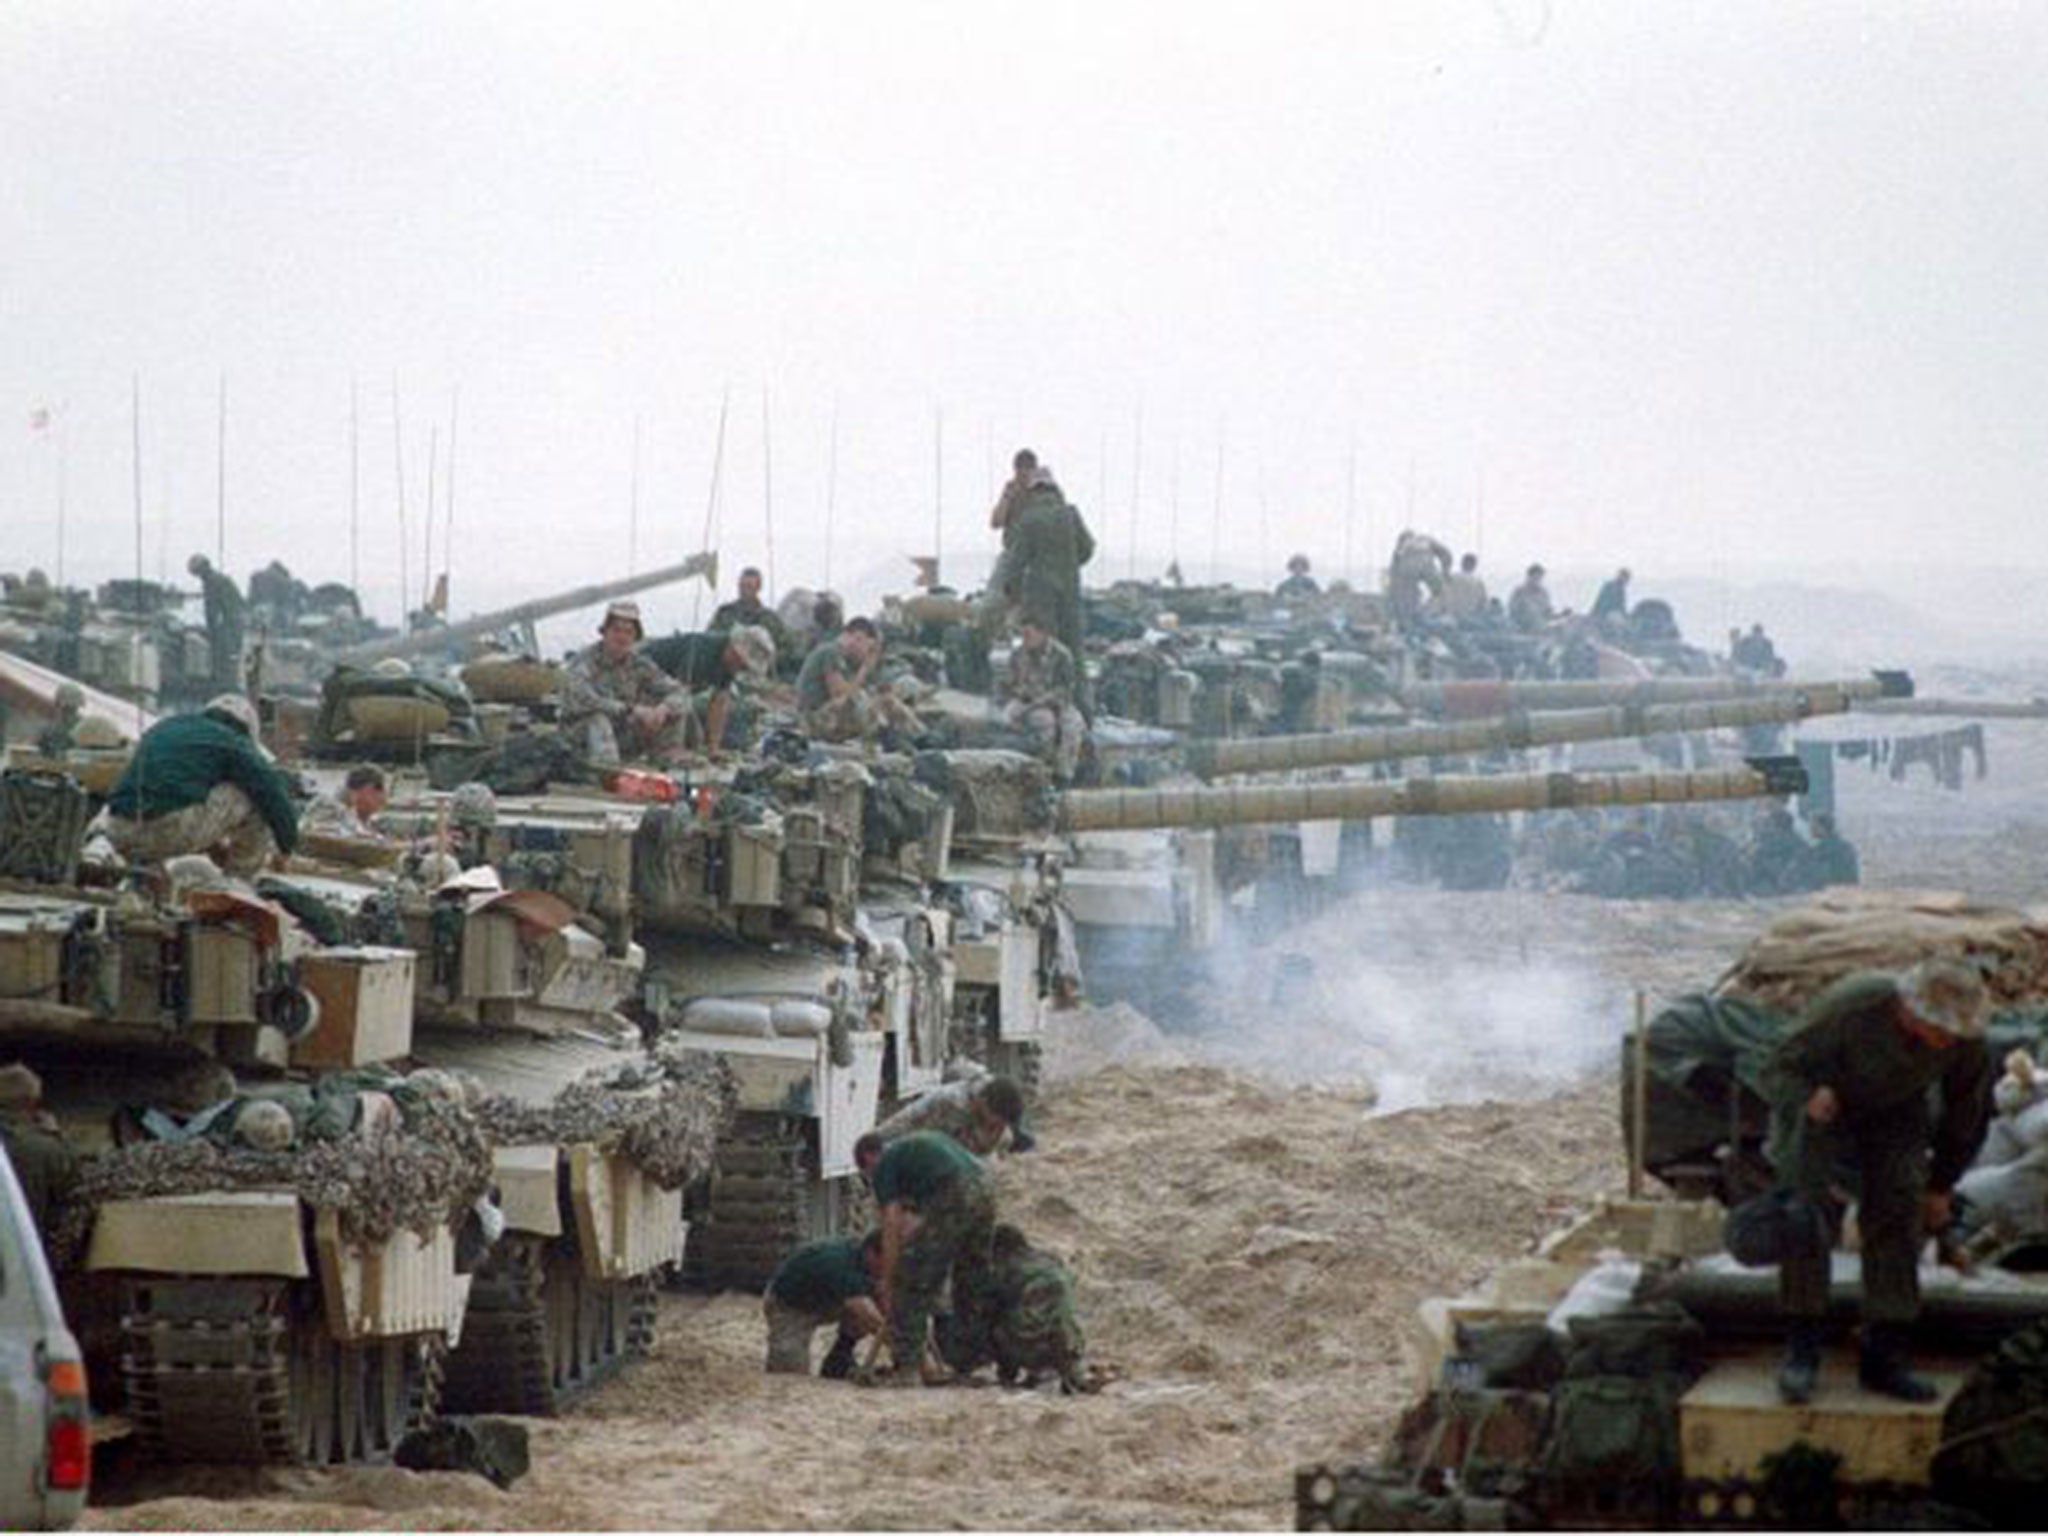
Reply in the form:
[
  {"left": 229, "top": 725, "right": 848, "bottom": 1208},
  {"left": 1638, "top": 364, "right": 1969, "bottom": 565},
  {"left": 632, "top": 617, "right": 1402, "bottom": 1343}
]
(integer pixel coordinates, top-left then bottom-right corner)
[
  {"left": 444, "top": 1234, "right": 658, "bottom": 1415},
  {"left": 684, "top": 1113, "right": 843, "bottom": 1291},
  {"left": 121, "top": 1277, "right": 438, "bottom": 1466}
]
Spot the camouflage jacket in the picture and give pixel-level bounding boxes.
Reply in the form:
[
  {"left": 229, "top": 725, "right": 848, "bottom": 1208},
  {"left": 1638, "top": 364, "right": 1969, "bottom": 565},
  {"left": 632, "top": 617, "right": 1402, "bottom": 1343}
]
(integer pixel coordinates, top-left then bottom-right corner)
[
  {"left": 1003, "top": 638, "right": 1078, "bottom": 709},
  {"left": 559, "top": 643, "right": 685, "bottom": 724}
]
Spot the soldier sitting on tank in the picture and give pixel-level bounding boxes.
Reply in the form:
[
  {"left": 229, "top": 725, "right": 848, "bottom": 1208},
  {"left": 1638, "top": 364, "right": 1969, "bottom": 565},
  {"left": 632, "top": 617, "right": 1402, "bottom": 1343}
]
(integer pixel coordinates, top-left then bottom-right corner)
[
  {"left": 1732, "top": 621, "right": 1786, "bottom": 678},
  {"left": 557, "top": 599, "right": 690, "bottom": 769},
  {"left": 102, "top": 694, "right": 299, "bottom": 877},
  {"left": 874, "top": 1074, "right": 1033, "bottom": 1156},
  {"left": 1507, "top": 563, "right": 1555, "bottom": 633},
  {"left": 642, "top": 623, "right": 776, "bottom": 754},
  {"left": 795, "top": 618, "right": 918, "bottom": 744},
  {"left": 1765, "top": 960, "right": 1992, "bottom": 1404},
  {"left": 0, "top": 1063, "right": 79, "bottom": 1250},
  {"left": 1274, "top": 553, "right": 1320, "bottom": 600},
  {"left": 1590, "top": 566, "right": 1631, "bottom": 634},
  {"left": 999, "top": 616, "right": 1086, "bottom": 783},
  {"left": 300, "top": 763, "right": 390, "bottom": 842},
  {"left": 854, "top": 1129, "right": 997, "bottom": 1387},
  {"left": 762, "top": 1233, "right": 887, "bottom": 1378}
]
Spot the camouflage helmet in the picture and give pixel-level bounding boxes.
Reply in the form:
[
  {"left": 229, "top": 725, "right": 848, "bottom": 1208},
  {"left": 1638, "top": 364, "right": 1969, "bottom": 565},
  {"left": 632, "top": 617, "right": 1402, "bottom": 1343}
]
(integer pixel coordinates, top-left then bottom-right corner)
[
  {"left": 0, "top": 1062, "right": 42, "bottom": 1110},
  {"left": 449, "top": 781, "right": 497, "bottom": 829},
  {"left": 600, "top": 599, "right": 644, "bottom": 639},
  {"left": 232, "top": 1099, "right": 295, "bottom": 1152},
  {"left": 725, "top": 624, "right": 776, "bottom": 680},
  {"left": 53, "top": 681, "right": 84, "bottom": 709},
  {"left": 370, "top": 656, "right": 414, "bottom": 679}
]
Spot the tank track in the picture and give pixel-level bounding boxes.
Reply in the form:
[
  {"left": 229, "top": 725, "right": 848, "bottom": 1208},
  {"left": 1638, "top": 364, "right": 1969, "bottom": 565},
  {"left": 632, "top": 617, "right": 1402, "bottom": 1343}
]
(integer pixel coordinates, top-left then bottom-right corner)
[
  {"left": 120, "top": 1276, "right": 441, "bottom": 1465},
  {"left": 948, "top": 991, "right": 1044, "bottom": 1104},
  {"left": 442, "top": 1234, "right": 658, "bottom": 1416},
  {"left": 684, "top": 1113, "right": 826, "bottom": 1291}
]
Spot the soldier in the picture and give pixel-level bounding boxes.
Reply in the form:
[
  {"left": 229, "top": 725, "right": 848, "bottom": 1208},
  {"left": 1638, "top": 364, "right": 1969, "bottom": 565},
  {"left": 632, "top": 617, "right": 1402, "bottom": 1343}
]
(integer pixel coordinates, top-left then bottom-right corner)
[
  {"left": 873, "top": 1074, "right": 1031, "bottom": 1155},
  {"left": 1274, "top": 553, "right": 1320, "bottom": 600},
  {"left": 762, "top": 1234, "right": 886, "bottom": 1378},
  {"left": 854, "top": 1128, "right": 998, "bottom": 1387},
  {"left": 1591, "top": 566, "right": 1631, "bottom": 632},
  {"left": 1001, "top": 469, "right": 1095, "bottom": 658},
  {"left": 300, "top": 763, "right": 389, "bottom": 842},
  {"left": 1766, "top": 960, "right": 1992, "bottom": 1403},
  {"left": 1801, "top": 812, "right": 1861, "bottom": 889},
  {"left": 1733, "top": 621, "right": 1786, "bottom": 678},
  {"left": 0, "top": 1064, "right": 77, "bottom": 1249},
  {"left": 709, "top": 566, "right": 796, "bottom": 663},
  {"left": 104, "top": 694, "right": 299, "bottom": 876},
  {"left": 795, "top": 618, "right": 916, "bottom": 743},
  {"left": 1386, "top": 530, "right": 1453, "bottom": 625},
  {"left": 1508, "top": 563, "right": 1555, "bottom": 632},
  {"left": 557, "top": 600, "right": 690, "bottom": 768},
  {"left": 1746, "top": 805, "right": 1811, "bottom": 895},
  {"left": 643, "top": 624, "right": 776, "bottom": 753},
  {"left": 187, "top": 552, "right": 247, "bottom": 691},
  {"left": 1000, "top": 616, "right": 1085, "bottom": 782},
  {"left": 35, "top": 682, "right": 84, "bottom": 759},
  {"left": 1434, "top": 552, "right": 1488, "bottom": 624},
  {"left": 986, "top": 1224, "right": 1094, "bottom": 1392}
]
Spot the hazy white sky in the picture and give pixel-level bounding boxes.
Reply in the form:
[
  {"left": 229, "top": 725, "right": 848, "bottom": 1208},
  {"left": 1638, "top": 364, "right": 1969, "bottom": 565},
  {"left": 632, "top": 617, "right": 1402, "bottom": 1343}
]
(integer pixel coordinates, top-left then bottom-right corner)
[{"left": 7, "top": 1, "right": 2047, "bottom": 636}]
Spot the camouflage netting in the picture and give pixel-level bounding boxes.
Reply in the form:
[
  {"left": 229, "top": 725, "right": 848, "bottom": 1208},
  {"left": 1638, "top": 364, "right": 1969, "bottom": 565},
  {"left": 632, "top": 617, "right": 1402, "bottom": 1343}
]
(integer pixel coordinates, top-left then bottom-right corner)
[
  {"left": 1719, "top": 889, "right": 2048, "bottom": 1011},
  {"left": 473, "top": 1046, "right": 736, "bottom": 1191},
  {"left": 49, "top": 1098, "right": 493, "bottom": 1270},
  {"left": 914, "top": 749, "right": 1053, "bottom": 838}
]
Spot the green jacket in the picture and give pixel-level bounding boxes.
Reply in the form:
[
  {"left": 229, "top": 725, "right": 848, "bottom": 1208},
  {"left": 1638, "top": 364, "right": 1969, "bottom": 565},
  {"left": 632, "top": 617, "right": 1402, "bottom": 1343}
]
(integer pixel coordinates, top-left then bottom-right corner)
[
  {"left": 106, "top": 712, "right": 301, "bottom": 855},
  {"left": 1764, "top": 970, "right": 1991, "bottom": 1191},
  {"left": 1, "top": 1114, "right": 80, "bottom": 1246},
  {"left": 1004, "top": 488, "right": 1095, "bottom": 613}
]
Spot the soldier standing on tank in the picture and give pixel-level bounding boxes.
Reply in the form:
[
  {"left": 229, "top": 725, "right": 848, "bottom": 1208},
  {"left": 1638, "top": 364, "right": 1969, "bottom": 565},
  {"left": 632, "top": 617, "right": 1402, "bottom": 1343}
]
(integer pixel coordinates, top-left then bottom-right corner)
[
  {"left": 557, "top": 600, "right": 690, "bottom": 768},
  {"left": 1508, "top": 563, "right": 1555, "bottom": 632},
  {"left": 0, "top": 1063, "right": 79, "bottom": 1250},
  {"left": 1386, "top": 530, "right": 1453, "bottom": 626},
  {"left": 1001, "top": 468, "right": 1095, "bottom": 659},
  {"left": 1275, "top": 554, "right": 1320, "bottom": 600},
  {"left": 1765, "top": 960, "right": 1992, "bottom": 1404},
  {"left": 187, "top": 552, "right": 247, "bottom": 692},
  {"left": 35, "top": 682, "right": 84, "bottom": 759}
]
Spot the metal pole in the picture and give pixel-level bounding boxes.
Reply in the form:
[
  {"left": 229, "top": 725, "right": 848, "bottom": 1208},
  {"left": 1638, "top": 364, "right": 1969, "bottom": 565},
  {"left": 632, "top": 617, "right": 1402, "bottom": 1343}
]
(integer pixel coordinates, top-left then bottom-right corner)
[
  {"left": 215, "top": 371, "right": 226, "bottom": 568},
  {"left": 1630, "top": 988, "right": 1649, "bottom": 1200},
  {"left": 348, "top": 378, "right": 360, "bottom": 601}
]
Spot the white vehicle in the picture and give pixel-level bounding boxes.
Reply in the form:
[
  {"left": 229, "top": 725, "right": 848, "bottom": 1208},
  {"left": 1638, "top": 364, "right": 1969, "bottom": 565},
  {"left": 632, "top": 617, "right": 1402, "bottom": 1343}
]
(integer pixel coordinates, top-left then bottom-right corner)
[{"left": 0, "top": 1142, "right": 89, "bottom": 1531}]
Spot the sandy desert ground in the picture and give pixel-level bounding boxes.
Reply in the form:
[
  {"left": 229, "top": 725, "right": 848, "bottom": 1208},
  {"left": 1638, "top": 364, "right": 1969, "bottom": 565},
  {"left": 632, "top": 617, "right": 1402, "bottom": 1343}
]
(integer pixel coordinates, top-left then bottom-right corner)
[{"left": 81, "top": 681, "right": 2048, "bottom": 1530}]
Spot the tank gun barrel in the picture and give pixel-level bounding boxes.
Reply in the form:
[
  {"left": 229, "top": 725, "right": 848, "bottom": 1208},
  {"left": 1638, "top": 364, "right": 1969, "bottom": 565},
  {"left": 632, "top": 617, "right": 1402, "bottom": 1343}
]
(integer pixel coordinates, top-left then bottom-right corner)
[
  {"left": 1398, "top": 669, "right": 1912, "bottom": 719},
  {"left": 332, "top": 550, "right": 719, "bottom": 665},
  {"left": 1854, "top": 696, "right": 2048, "bottom": 720},
  {"left": 1056, "top": 757, "right": 1807, "bottom": 834},
  {"left": 1187, "top": 689, "right": 1862, "bottom": 779}
]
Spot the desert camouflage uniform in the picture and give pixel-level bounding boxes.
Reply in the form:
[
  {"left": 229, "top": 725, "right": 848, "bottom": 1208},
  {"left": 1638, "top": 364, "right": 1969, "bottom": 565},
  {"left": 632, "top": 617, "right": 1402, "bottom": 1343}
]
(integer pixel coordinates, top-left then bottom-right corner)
[
  {"left": 1003, "top": 637, "right": 1084, "bottom": 780},
  {"left": 558, "top": 643, "right": 688, "bottom": 767},
  {"left": 108, "top": 782, "right": 279, "bottom": 876},
  {"left": 298, "top": 791, "right": 379, "bottom": 842},
  {"left": 991, "top": 1246, "right": 1087, "bottom": 1389}
]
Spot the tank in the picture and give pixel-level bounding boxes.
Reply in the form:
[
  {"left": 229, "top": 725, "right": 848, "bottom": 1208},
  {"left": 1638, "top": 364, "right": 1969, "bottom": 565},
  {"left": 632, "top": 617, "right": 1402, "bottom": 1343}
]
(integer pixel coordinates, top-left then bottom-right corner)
[
  {"left": 1295, "top": 895, "right": 2048, "bottom": 1531},
  {"left": 0, "top": 776, "right": 464, "bottom": 1466}
]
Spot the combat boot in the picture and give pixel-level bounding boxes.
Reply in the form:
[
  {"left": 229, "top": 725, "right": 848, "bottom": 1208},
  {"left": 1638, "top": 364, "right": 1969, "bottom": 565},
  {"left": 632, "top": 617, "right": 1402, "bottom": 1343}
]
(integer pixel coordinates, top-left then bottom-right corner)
[
  {"left": 818, "top": 1328, "right": 858, "bottom": 1380},
  {"left": 1777, "top": 1319, "right": 1823, "bottom": 1405},
  {"left": 1858, "top": 1324, "right": 1937, "bottom": 1403}
]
